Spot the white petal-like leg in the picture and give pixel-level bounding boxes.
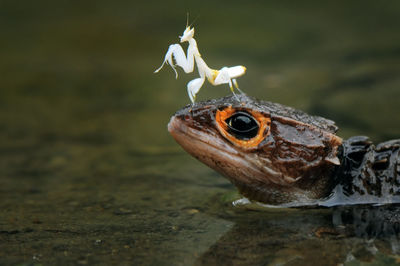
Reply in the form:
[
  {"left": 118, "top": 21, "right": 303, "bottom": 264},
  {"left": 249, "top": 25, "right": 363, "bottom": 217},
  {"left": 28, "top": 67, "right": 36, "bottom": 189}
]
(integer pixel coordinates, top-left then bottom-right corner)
[
  {"left": 154, "top": 43, "right": 196, "bottom": 79},
  {"left": 225, "top": 65, "right": 246, "bottom": 78},
  {"left": 187, "top": 77, "right": 205, "bottom": 103},
  {"left": 213, "top": 67, "right": 230, "bottom": 85},
  {"left": 154, "top": 44, "right": 179, "bottom": 78},
  {"left": 172, "top": 44, "right": 195, "bottom": 74},
  {"left": 214, "top": 67, "right": 245, "bottom": 98},
  {"left": 214, "top": 65, "right": 246, "bottom": 85}
]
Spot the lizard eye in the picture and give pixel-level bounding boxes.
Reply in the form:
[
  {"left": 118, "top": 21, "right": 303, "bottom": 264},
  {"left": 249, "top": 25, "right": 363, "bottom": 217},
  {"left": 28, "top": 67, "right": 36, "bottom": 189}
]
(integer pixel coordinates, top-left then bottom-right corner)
[
  {"left": 225, "top": 112, "right": 259, "bottom": 140},
  {"left": 215, "top": 107, "right": 271, "bottom": 149}
]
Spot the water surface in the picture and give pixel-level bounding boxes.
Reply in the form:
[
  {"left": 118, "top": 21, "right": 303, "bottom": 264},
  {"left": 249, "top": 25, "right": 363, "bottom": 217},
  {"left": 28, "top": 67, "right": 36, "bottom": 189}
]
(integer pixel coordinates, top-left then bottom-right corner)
[{"left": 1, "top": 1, "right": 400, "bottom": 265}]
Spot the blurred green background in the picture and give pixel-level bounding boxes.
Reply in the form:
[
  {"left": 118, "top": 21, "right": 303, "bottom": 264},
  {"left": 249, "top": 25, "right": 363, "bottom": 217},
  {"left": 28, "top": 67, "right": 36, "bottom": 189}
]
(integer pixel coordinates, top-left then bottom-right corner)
[{"left": 1, "top": 0, "right": 400, "bottom": 265}]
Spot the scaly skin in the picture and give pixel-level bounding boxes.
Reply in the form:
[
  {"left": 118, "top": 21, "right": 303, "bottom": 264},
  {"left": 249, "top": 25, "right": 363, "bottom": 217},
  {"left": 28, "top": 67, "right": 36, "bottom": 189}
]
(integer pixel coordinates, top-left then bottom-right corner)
[
  {"left": 338, "top": 136, "right": 400, "bottom": 198},
  {"left": 168, "top": 95, "right": 400, "bottom": 206}
]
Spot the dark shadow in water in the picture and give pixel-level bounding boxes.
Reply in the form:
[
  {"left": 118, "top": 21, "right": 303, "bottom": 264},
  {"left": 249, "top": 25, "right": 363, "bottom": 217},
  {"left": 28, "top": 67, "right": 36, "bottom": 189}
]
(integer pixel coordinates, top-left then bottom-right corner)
[
  {"left": 197, "top": 204, "right": 400, "bottom": 266},
  {"left": 333, "top": 205, "right": 400, "bottom": 239}
]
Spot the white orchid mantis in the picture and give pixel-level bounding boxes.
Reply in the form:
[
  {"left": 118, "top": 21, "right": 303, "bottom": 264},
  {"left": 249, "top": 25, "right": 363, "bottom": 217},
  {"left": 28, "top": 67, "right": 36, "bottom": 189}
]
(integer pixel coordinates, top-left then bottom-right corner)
[{"left": 154, "top": 25, "right": 247, "bottom": 103}]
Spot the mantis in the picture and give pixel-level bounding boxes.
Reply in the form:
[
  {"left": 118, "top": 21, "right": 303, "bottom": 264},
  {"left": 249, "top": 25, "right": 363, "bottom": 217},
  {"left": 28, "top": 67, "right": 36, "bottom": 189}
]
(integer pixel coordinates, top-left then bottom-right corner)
[{"left": 154, "top": 24, "right": 247, "bottom": 103}]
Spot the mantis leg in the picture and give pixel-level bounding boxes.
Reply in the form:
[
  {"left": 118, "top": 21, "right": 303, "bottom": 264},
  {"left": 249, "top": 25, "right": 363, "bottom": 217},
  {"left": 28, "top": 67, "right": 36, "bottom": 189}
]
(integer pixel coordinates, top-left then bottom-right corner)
[
  {"left": 214, "top": 67, "right": 230, "bottom": 85},
  {"left": 229, "top": 79, "right": 240, "bottom": 101},
  {"left": 214, "top": 68, "right": 241, "bottom": 99},
  {"left": 154, "top": 44, "right": 196, "bottom": 78},
  {"left": 225, "top": 66, "right": 246, "bottom": 79},
  {"left": 233, "top": 79, "right": 245, "bottom": 94},
  {"left": 154, "top": 44, "right": 179, "bottom": 78},
  {"left": 214, "top": 66, "right": 246, "bottom": 85},
  {"left": 172, "top": 44, "right": 195, "bottom": 74},
  {"left": 228, "top": 79, "right": 235, "bottom": 94},
  {"left": 187, "top": 77, "right": 205, "bottom": 103}
]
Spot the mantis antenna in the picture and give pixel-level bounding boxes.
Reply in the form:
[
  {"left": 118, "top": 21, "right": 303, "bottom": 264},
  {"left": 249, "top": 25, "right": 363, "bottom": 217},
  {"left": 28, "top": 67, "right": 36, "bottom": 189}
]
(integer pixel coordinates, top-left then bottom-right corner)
[
  {"left": 188, "top": 13, "right": 199, "bottom": 29},
  {"left": 154, "top": 21, "right": 246, "bottom": 103}
]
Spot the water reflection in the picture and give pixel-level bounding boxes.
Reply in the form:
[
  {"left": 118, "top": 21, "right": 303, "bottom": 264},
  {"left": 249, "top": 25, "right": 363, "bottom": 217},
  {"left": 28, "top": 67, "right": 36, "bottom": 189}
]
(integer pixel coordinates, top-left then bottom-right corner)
[
  {"left": 198, "top": 204, "right": 400, "bottom": 265},
  {"left": 333, "top": 205, "right": 400, "bottom": 254}
]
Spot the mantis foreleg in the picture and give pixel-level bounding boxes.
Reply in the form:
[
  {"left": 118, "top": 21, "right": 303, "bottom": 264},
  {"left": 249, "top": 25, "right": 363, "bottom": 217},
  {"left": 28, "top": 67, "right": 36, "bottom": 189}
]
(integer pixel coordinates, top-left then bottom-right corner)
[{"left": 154, "top": 43, "right": 196, "bottom": 78}]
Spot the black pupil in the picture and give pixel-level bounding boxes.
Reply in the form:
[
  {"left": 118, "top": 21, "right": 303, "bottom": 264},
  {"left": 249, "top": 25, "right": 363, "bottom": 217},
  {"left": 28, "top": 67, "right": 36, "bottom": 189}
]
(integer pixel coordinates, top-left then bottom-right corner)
[{"left": 225, "top": 112, "right": 259, "bottom": 140}]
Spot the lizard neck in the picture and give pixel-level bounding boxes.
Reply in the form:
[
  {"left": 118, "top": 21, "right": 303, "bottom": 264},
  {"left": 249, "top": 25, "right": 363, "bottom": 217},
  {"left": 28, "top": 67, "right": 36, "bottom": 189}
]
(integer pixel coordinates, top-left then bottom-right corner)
[{"left": 336, "top": 136, "right": 400, "bottom": 199}]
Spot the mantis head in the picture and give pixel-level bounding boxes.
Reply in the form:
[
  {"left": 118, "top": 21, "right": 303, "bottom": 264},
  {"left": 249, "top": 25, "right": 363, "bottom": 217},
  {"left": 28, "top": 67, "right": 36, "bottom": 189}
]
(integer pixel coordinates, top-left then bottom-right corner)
[{"left": 180, "top": 26, "right": 195, "bottom": 43}]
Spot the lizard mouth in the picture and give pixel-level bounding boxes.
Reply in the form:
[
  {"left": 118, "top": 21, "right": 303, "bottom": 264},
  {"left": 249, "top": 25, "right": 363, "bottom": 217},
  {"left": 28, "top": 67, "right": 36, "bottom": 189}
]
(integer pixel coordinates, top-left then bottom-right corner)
[
  {"left": 168, "top": 115, "right": 269, "bottom": 183},
  {"left": 169, "top": 115, "right": 241, "bottom": 164}
]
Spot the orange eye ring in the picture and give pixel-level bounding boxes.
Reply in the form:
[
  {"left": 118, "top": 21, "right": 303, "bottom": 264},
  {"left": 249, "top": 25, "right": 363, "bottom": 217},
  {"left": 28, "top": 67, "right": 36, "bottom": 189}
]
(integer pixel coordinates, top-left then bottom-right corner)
[{"left": 216, "top": 106, "right": 271, "bottom": 149}]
